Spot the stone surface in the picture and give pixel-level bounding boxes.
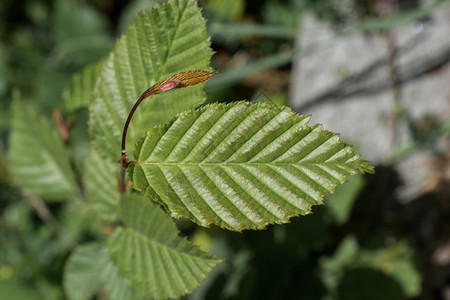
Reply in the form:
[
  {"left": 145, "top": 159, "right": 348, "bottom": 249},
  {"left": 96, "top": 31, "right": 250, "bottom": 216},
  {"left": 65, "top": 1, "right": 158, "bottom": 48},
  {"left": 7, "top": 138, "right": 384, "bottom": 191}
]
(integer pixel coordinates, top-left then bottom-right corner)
[{"left": 289, "top": 5, "right": 450, "bottom": 201}]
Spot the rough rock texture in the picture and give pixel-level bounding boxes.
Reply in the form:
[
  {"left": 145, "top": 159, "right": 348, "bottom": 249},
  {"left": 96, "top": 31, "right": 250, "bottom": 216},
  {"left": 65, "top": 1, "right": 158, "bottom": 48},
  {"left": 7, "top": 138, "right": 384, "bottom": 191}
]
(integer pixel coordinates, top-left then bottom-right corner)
[{"left": 289, "top": 6, "right": 450, "bottom": 201}]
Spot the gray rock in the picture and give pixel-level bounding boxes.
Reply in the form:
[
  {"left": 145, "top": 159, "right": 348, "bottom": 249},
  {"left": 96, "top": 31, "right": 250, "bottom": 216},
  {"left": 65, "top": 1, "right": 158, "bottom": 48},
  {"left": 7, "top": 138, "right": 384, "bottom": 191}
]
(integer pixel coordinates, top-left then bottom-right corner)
[{"left": 289, "top": 6, "right": 450, "bottom": 201}]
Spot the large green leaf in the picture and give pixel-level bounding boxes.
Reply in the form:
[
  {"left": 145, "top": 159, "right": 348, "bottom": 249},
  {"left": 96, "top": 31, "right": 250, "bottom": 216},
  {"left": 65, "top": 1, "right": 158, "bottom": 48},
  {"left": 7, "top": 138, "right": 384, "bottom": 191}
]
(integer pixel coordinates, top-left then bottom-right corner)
[
  {"left": 63, "top": 61, "right": 103, "bottom": 113},
  {"left": 108, "top": 194, "right": 220, "bottom": 299},
  {"left": 89, "top": 0, "right": 213, "bottom": 161},
  {"left": 129, "top": 102, "right": 374, "bottom": 231},
  {"left": 9, "top": 102, "right": 77, "bottom": 200},
  {"left": 84, "top": 147, "right": 120, "bottom": 221}
]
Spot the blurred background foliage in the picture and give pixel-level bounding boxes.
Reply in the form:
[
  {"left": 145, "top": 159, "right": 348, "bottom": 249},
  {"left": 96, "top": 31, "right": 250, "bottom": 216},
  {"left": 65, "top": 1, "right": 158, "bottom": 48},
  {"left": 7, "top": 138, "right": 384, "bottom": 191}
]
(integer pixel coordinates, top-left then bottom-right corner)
[{"left": 1, "top": 0, "right": 449, "bottom": 299}]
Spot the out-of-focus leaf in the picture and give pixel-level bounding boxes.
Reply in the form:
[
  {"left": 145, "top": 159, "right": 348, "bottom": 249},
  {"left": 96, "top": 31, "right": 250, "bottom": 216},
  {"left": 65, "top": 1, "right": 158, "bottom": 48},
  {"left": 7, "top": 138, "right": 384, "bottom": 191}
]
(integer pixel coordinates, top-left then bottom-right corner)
[
  {"left": 51, "top": 0, "right": 113, "bottom": 66},
  {"left": 205, "top": 0, "right": 245, "bottom": 22},
  {"left": 357, "top": 241, "right": 421, "bottom": 297},
  {"left": 262, "top": 0, "right": 300, "bottom": 28},
  {"left": 89, "top": 0, "right": 213, "bottom": 161},
  {"left": 9, "top": 102, "right": 77, "bottom": 200},
  {"left": 63, "top": 61, "right": 103, "bottom": 113},
  {"left": 320, "top": 237, "right": 421, "bottom": 298},
  {"left": 36, "top": 69, "right": 73, "bottom": 114},
  {"left": 100, "top": 251, "right": 146, "bottom": 300},
  {"left": 64, "top": 243, "right": 145, "bottom": 300},
  {"left": 67, "top": 109, "right": 90, "bottom": 175},
  {"left": 84, "top": 147, "right": 120, "bottom": 221},
  {"left": 64, "top": 244, "right": 103, "bottom": 300},
  {"left": 320, "top": 236, "right": 359, "bottom": 293},
  {"left": 130, "top": 102, "right": 373, "bottom": 231},
  {"left": 118, "top": 0, "right": 161, "bottom": 33},
  {"left": 0, "top": 45, "right": 8, "bottom": 98},
  {"left": 60, "top": 202, "right": 103, "bottom": 245},
  {"left": 337, "top": 268, "right": 406, "bottom": 300},
  {"left": 108, "top": 194, "right": 220, "bottom": 299},
  {"left": 0, "top": 141, "right": 10, "bottom": 182},
  {"left": 0, "top": 279, "right": 44, "bottom": 300},
  {"left": 325, "top": 173, "right": 365, "bottom": 224}
]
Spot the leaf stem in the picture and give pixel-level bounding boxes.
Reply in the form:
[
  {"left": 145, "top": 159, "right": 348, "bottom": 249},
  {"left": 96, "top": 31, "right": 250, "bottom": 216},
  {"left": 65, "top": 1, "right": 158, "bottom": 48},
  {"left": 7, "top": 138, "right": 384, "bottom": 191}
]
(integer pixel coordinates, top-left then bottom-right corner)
[
  {"left": 118, "top": 70, "right": 216, "bottom": 193},
  {"left": 119, "top": 90, "right": 158, "bottom": 193}
]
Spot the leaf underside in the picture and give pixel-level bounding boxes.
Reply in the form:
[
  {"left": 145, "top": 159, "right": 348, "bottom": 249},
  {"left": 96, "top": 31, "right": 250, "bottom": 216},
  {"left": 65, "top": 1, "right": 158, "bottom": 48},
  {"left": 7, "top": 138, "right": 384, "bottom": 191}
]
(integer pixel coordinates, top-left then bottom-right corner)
[
  {"left": 89, "top": 0, "right": 213, "bottom": 162},
  {"left": 108, "top": 194, "right": 220, "bottom": 299},
  {"left": 130, "top": 102, "right": 374, "bottom": 231}
]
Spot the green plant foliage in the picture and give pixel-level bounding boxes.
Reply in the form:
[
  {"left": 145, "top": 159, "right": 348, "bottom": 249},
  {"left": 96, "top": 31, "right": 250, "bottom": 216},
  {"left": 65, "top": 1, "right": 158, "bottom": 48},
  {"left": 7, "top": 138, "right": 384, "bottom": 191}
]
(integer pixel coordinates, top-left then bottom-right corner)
[
  {"left": 107, "top": 194, "right": 220, "bottom": 299},
  {"left": 325, "top": 173, "right": 365, "bottom": 224},
  {"left": 356, "top": 241, "right": 422, "bottom": 297},
  {"left": 84, "top": 147, "right": 120, "bottom": 221},
  {"left": 338, "top": 268, "right": 406, "bottom": 300},
  {"left": 129, "top": 102, "right": 373, "bottom": 231},
  {"left": 320, "top": 236, "right": 421, "bottom": 298},
  {"left": 63, "top": 61, "right": 103, "bottom": 113},
  {"left": 100, "top": 253, "right": 146, "bottom": 300},
  {"left": 0, "top": 279, "right": 44, "bottom": 300},
  {"left": 0, "top": 142, "right": 9, "bottom": 182},
  {"left": 51, "top": 0, "right": 113, "bottom": 66},
  {"left": 89, "top": 0, "right": 213, "bottom": 162},
  {"left": 118, "top": 0, "right": 162, "bottom": 33},
  {"left": 205, "top": 0, "right": 245, "bottom": 22},
  {"left": 8, "top": 102, "right": 77, "bottom": 200},
  {"left": 64, "top": 243, "right": 146, "bottom": 300},
  {"left": 63, "top": 244, "right": 103, "bottom": 300}
]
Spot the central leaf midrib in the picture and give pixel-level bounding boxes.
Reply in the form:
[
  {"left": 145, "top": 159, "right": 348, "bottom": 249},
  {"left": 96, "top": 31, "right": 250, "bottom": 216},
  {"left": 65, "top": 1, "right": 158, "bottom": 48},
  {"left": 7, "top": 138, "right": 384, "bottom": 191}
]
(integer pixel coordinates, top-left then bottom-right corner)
[{"left": 137, "top": 161, "right": 351, "bottom": 166}]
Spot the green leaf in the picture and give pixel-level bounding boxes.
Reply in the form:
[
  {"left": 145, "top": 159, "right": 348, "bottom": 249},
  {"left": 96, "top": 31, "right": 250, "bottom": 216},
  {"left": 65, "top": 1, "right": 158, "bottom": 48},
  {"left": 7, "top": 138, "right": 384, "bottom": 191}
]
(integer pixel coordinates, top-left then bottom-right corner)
[
  {"left": 84, "top": 147, "right": 120, "bottom": 221},
  {"left": 0, "top": 279, "right": 44, "bottom": 300},
  {"left": 100, "top": 252, "right": 146, "bottom": 300},
  {"left": 89, "top": 0, "right": 213, "bottom": 161},
  {"left": 0, "top": 141, "right": 10, "bottom": 182},
  {"left": 205, "top": 0, "right": 245, "bottom": 22},
  {"left": 108, "top": 194, "right": 220, "bottom": 299},
  {"left": 337, "top": 268, "right": 406, "bottom": 300},
  {"left": 64, "top": 243, "right": 146, "bottom": 300},
  {"left": 130, "top": 102, "right": 374, "bottom": 231},
  {"left": 9, "top": 102, "right": 77, "bottom": 200},
  {"left": 325, "top": 174, "right": 365, "bottom": 224},
  {"left": 320, "top": 237, "right": 421, "bottom": 298},
  {"left": 356, "top": 241, "right": 421, "bottom": 297},
  {"left": 52, "top": 0, "right": 113, "bottom": 66},
  {"left": 64, "top": 244, "right": 103, "bottom": 300},
  {"left": 63, "top": 61, "right": 103, "bottom": 113}
]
